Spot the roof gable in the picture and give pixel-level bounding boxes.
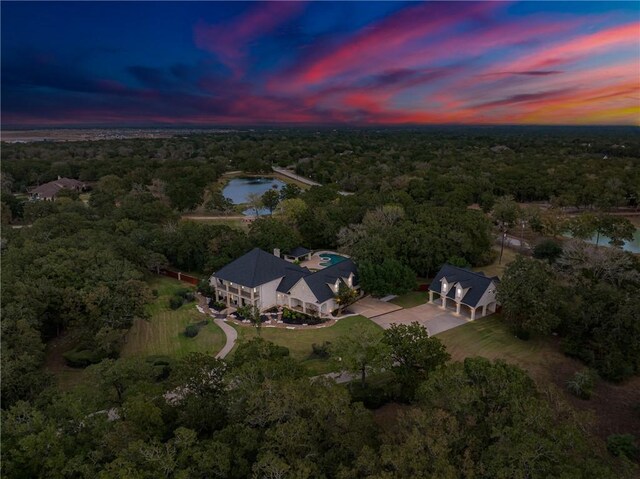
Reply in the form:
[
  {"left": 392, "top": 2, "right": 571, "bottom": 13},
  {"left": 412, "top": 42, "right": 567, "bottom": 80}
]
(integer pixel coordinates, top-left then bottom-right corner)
[
  {"left": 430, "top": 264, "right": 499, "bottom": 307},
  {"left": 212, "top": 248, "right": 309, "bottom": 288},
  {"left": 302, "top": 259, "right": 358, "bottom": 303}
]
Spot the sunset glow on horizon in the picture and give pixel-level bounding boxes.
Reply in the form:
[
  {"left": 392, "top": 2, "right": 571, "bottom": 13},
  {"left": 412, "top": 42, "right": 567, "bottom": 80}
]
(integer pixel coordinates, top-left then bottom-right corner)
[{"left": 2, "top": 1, "right": 639, "bottom": 127}]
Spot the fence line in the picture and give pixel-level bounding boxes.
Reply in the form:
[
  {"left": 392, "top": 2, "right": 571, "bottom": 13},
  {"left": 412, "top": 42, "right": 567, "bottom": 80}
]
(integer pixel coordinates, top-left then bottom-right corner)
[{"left": 158, "top": 269, "right": 201, "bottom": 285}]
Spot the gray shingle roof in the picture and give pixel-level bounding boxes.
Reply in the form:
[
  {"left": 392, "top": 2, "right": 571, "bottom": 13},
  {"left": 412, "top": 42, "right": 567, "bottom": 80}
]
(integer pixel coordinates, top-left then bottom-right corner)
[
  {"left": 302, "top": 259, "right": 358, "bottom": 303},
  {"left": 429, "top": 264, "right": 499, "bottom": 308},
  {"left": 213, "top": 248, "right": 358, "bottom": 304},
  {"left": 29, "top": 178, "right": 86, "bottom": 198},
  {"left": 213, "top": 248, "right": 309, "bottom": 288}
]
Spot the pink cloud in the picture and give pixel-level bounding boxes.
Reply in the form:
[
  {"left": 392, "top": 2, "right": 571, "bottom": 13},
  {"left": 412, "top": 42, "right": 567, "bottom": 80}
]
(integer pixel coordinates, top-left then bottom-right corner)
[
  {"left": 194, "top": 2, "right": 305, "bottom": 77},
  {"left": 277, "top": 2, "right": 502, "bottom": 90}
]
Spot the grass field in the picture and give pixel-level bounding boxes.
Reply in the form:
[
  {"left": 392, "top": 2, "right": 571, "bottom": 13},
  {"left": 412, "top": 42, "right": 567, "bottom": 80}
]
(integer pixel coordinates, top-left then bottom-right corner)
[
  {"left": 436, "top": 315, "right": 566, "bottom": 381},
  {"left": 231, "top": 315, "right": 383, "bottom": 375},
  {"left": 474, "top": 246, "right": 518, "bottom": 278},
  {"left": 121, "top": 277, "right": 225, "bottom": 358},
  {"left": 389, "top": 291, "right": 428, "bottom": 308},
  {"left": 436, "top": 314, "right": 640, "bottom": 441}
]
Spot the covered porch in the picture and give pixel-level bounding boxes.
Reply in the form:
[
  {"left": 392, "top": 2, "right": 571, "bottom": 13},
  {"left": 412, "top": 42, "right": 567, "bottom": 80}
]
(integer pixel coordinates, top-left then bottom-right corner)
[{"left": 428, "top": 291, "right": 496, "bottom": 320}]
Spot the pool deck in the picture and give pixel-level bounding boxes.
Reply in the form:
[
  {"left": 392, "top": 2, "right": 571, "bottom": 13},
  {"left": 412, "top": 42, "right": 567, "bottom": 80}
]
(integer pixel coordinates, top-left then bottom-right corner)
[{"left": 300, "top": 251, "right": 347, "bottom": 271}]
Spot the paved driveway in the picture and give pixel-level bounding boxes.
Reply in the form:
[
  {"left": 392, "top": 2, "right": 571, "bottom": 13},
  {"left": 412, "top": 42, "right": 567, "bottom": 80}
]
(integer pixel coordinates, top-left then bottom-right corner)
[
  {"left": 370, "top": 302, "right": 468, "bottom": 336},
  {"left": 350, "top": 296, "right": 403, "bottom": 318}
]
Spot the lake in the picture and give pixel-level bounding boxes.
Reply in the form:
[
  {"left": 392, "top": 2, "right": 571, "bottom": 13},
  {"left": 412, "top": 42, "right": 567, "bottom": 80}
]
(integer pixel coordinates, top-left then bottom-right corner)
[
  {"left": 222, "top": 177, "right": 285, "bottom": 216},
  {"left": 564, "top": 228, "right": 640, "bottom": 254}
]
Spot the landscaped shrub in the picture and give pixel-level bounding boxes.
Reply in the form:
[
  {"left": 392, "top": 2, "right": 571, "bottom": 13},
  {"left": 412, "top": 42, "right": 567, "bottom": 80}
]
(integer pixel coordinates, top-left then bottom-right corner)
[
  {"left": 311, "top": 341, "right": 331, "bottom": 359},
  {"left": 281, "top": 307, "right": 324, "bottom": 325},
  {"left": 184, "top": 324, "right": 199, "bottom": 338},
  {"left": 566, "top": 369, "right": 597, "bottom": 399},
  {"left": 607, "top": 434, "right": 639, "bottom": 460},
  {"left": 184, "top": 320, "right": 209, "bottom": 338},
  {"left": 174, "top": 288, "right": 195, "bottom": 302},
  {"left": 151, "top": 289, "right": 159, "bottom": 298},
  {"left": 208, "top": 300, "right": 226, "bottom": 311},
  {"left": 197, "top": 279, "right": 214, "bottom": 297},
  {"left": 169, "top": 296, "right": 184, "bottom": 310},
  {"left": 63, "top": 347, "right": 104, "bottom": 368},
  {"left": 236, "top": 305, "right": 252, "bottom": 319}
]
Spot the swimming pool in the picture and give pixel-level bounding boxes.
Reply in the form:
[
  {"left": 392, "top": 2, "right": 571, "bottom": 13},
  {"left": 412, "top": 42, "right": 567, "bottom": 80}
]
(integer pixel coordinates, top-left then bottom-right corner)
[{"left": 319, "top": 253, "right": 348, "bottom": 267}]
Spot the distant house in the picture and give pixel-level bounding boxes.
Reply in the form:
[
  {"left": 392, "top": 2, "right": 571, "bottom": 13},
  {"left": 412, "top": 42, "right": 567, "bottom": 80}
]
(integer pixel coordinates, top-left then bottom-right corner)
[
  {"left": 210, "top": 248, "right": 358, "bottom": 316},
  {"left": 28, "top": 177, "right": 87, "bottom": 201},
  {"left": 428, "top": 264, "right": 499, "bottom": 320}
]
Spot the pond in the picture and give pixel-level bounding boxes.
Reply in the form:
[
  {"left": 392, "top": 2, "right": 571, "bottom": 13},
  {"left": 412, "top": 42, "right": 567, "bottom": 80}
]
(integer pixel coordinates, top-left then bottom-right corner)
[
  {"left": 222, "top": 177, "right": 286, "bottom": 216},
  {"left": 564, "top": 228, "right": 640, "bottom": 254}
]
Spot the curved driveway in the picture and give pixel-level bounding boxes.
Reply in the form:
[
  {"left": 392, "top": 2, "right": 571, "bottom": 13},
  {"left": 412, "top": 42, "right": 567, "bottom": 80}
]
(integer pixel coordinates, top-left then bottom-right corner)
[{"left": 214, "top": 318, "right": 237, "bottom": 359}]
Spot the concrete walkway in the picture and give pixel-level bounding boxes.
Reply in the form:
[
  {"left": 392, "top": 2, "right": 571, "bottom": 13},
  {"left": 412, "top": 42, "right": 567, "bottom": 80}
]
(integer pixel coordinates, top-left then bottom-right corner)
[
  {"left": 213, "top": 318, "right": 237, "bottom": 359},
  {"left": 196, "top": 293, "right": 238, "bottom": 359},
  {"left": 350, "top": 296, "right": 403, "bottom": 318},
  {"left": 369, "top": 302, "right": 468, "bottom": 336}
]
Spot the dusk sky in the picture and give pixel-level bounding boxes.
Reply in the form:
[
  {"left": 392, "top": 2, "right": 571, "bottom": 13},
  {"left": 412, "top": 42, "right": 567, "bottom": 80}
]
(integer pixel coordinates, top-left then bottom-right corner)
[{"left": 2, "top": 1, "right": 639, "bottom": 127}]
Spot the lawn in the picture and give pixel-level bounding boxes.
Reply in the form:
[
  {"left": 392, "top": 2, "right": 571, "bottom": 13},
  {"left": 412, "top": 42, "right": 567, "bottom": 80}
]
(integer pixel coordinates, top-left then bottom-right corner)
[
  {"left": 436, "top": 314, "right": 640, "bottom": 442},
  {"left": 436, "top": 315, "right": 567, "bottom": 382},
  {"left": 231, "top": 315, "right": 383, "bottom": 375},
  {"left": 389, "top": 291, "right": 428, "bottom": 308},
  {"left": 121, "top": 277, "right": 225, "bottom": 359},
  {"left": 474, "top": 246, "right": 518, "bottom": 278}
]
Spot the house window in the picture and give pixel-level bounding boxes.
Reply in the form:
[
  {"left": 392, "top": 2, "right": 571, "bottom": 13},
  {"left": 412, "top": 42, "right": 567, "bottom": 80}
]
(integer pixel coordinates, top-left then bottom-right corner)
[
  {"left": 442, "top": 281, "right": 448, "bottom": 293},
  {"left": 456, "top": 287, "right": 462, "bottom": 298}
]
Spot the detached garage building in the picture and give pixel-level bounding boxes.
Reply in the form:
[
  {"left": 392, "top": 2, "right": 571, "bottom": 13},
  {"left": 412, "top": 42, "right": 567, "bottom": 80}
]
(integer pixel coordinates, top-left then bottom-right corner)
[{"left": 428, "top": 264, "right": 499, "bottom": 320}]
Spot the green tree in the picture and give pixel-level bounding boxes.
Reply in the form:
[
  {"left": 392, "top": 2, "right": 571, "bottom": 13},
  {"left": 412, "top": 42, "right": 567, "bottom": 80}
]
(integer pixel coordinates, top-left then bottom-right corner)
[
  {"left": 276, "top": 197, "right": 308, "bottom": 224},
  {"left": 492, "top": 195, "right": 522, "bottom": 264},
  {"left": 280, "top": 183, "right": 301, "bottom": 200},
  {"left": 248, "top": 217, "right": 302, "bottom": 253},
  {"left": 335, "top": 283, "right": 359, "bottom": 314},
  {"left": 497, "top": 256, "right": 563, "bottom": 336},
  {"left": 330, "top": 324, "right": 389, "bottom": 386},
  {"left": 533, "top": 239, "right": 563, "bottom": 263},
  {"left": 599, "top": 215, "right": 635, "bottom": 248},
  {"left": 261, "top": 189, "right": 280, "bottom": 215},
  {"left": 359, "top": 258, "right": 415, "bottom": 296},
  {"left": 246, "top": 192, "right": 263, "bottom": 217},
  {"left": 383, "top": 322, "right": 450, "bottom": 398}
]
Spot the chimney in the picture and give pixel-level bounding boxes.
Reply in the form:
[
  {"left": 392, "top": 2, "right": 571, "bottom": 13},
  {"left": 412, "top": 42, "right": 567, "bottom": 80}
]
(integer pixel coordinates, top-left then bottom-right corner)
[{"left": 273, "top": 248, "right": 280, "bottom": 258}]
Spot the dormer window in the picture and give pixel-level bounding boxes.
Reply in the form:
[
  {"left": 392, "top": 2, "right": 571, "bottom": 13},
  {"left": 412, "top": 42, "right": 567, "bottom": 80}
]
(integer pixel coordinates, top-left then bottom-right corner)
[
  {"left": 456, "top": 287, "right": 462, "bottom": 298},
  {"left": 442, "top": 281, "right": 448, "bottom": 293}
]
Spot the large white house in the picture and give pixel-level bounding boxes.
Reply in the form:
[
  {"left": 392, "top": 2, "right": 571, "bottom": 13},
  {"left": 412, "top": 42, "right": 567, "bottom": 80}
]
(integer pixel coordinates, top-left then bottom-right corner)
[
  {"left": 428, "top": 264, "right": 499, "bottom": 320},
  {"left": 210, "top": 248, "right": 358, "bottom": 317}
]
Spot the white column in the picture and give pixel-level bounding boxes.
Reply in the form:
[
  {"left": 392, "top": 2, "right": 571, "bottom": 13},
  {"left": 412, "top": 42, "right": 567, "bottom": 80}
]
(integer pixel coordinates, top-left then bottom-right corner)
[
  {"left": 455, "top": 303, "right": 461, "bottom": 315},
  {"left": 302, "top": 303, "right": 307, "bottom": 314},
  {"left": 482, "top": 304, "right": 487, "bottom": 317},
  {"left": 441, "top": 297, "right": 446, "bottom": 309},
  {"left": 470, "top": 308, "right": 476, "bottom": 320},
  {"left": 429, "top": 291, "right": 434, "bottom": 303}
]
